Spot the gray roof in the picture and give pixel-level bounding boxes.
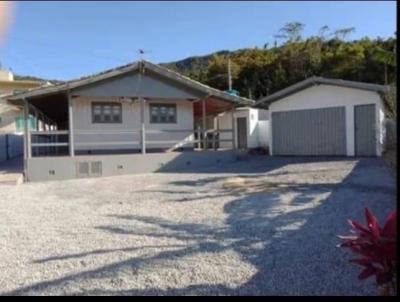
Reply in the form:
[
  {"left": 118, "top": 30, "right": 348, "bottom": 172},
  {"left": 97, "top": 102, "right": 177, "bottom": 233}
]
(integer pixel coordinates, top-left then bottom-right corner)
[
  {"left": 255, "top": 77, "right": 387, "bottom": 108},
  {"left": 6, "top": 60, "right": 254, "bottom": 106}
]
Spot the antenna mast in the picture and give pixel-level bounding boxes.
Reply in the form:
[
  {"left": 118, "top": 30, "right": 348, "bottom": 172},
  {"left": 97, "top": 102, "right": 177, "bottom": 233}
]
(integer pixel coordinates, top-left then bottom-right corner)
[
  {"left": 228, "top": 56, "right": 232, "bottom": 91},
  {"left": 137, "top": 49, "right": 152, "bottom": 61}
]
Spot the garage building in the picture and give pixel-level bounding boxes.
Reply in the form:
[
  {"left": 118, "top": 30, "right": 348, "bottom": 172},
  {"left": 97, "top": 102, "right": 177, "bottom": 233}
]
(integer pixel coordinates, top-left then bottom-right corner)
[{"left": 256, "top": 77, "right": 387, "bottom": 157}]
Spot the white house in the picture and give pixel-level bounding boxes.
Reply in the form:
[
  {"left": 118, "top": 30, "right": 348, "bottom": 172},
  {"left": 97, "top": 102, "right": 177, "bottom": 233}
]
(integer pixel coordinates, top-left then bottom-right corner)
[
  {"left": 256, "top": 77, "right": 387, "bottom": 157},
  {"left": 5, "top": 60, "right": 254, "bottom": 181}
]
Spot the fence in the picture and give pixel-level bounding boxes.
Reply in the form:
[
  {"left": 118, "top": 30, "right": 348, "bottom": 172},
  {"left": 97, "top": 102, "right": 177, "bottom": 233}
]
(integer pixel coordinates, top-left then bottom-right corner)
[{"left": 0, "top": 134, "right": 23, "bottom": 163}]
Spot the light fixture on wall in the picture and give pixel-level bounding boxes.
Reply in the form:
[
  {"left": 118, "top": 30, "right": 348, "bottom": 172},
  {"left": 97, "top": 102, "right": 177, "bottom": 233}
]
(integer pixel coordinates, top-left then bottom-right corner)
[{"left": 119, "top": 97, "right": 134, "bottom": 104}]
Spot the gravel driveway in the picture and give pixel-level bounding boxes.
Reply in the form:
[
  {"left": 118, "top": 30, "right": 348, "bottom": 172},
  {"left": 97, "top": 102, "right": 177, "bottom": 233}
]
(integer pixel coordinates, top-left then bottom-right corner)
[{"left": 0, "top": 157, "right": 396, "bottom": 295}]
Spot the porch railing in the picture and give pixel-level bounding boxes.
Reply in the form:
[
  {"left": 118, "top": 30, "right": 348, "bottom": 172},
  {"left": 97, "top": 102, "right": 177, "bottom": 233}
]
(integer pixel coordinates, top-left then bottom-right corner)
[
  {"left": 28, "top": 128, "right": 234, "bottom": 157},
  {"left": 29, "top": 130, "right": 69, "bottom": 157}
]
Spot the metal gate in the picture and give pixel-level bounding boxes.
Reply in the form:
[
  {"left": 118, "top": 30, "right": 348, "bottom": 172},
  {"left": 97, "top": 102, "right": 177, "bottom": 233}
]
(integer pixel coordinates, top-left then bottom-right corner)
[
  {"left": 355, "top": 104, "right": 376, "bottom": 156},
  {"left": 271, "top": 107, "right": 346, "bottom": 156}
]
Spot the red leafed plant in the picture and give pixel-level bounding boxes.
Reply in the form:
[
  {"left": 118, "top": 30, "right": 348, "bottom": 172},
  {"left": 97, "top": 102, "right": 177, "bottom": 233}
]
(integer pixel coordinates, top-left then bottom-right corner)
[{"left": 338, "top": 208, "right": 397, "bottom": 296}]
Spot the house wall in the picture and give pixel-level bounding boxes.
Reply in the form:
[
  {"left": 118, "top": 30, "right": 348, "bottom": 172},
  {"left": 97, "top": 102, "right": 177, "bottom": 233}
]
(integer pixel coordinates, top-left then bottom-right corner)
[
  {"left": 72, "top": 96, "right": 195, "bottom": 151},
  {"left": 268, "top": 84, "right": 385, "bottom": 156},
  {"left": 25, "top": 150, "right": 239, "bottom": 182},
  {"left": 0, "top": 109, "right": 19, "bottom": 133},
  {"left": 257, "top": 121, "right": 269, "bottom": 148},
  {"left": 72, "top": 71, "right": 203, "bottom": 99}
]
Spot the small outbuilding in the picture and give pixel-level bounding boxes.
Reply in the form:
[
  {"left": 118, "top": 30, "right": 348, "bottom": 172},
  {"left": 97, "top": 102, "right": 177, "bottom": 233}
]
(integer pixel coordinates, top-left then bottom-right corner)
[
  {"left": 210, "top": 107, "right": 269, "bottom": 150},
  {"left": 256, "top": 77, "right": 388, "bottom": 157}
]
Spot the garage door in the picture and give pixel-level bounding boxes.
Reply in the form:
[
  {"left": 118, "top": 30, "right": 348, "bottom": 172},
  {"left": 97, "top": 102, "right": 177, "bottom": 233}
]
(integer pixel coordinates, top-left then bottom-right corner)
[
  {"left": 355, "top": 104, "right": 376, "bottom": 156},
  {"left": 272, "top": 107, "right": 346, "bottom": 156}
]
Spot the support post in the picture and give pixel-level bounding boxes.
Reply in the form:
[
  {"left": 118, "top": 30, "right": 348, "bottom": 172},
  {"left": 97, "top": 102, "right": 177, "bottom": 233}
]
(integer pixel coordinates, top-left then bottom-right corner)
[
  {"left": 214, "top": 115, "right": 219, "bottom": 151},
  {"left": 34, "top": 110, "right": 39, "bottom": 130},
  {"left": 231, "top": 106, "right": 236, "bottom": 150},
  {"left": 196, "top": 124, "right": 201, "bottom": 150},
  {"left": 22, "top": 99, "right": 29, "bottom": 180},
  {"left": 23, "top": 99, "right": 30, "bottom": 159},
  {"left": 68, "top": 92, "right": 75, "bottom": 157},
  {"left": 202, "top": 98, "right": 207, "bottom": 150},
  {"left": 42, "top": 115, "right": 46, "bottom": 131},
  {"left": 39, "top": 113, "right": 43, "bottom": 131},
  {"left": 140, "top": 97, "right": 146, "bottom": 154},
  {"left": 27, "top": 127, "right": 31, "bottom": 158}
]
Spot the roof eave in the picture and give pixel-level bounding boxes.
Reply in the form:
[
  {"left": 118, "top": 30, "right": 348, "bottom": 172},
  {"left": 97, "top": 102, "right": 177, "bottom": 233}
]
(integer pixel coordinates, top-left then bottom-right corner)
[
  {"left": 5, "top": 60, "right": 254, "bottom": 105},
  {"left": 256, "top": 77, "right": 387, "bottom": 107}
]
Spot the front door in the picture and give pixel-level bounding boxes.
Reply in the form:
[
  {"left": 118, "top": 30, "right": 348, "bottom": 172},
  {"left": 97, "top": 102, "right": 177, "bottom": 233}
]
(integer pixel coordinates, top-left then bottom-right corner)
[
  {"left": 237, "top": 117, "right": 247, "bottom": 149},
  {"left": 355, "top": 104, "right": 377, "bottom": 156}
]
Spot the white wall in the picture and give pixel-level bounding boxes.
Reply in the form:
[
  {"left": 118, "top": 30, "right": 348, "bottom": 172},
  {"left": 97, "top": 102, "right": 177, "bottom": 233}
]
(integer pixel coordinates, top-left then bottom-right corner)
[
  {"left": 0, "top": 100, "right": 22, "bottom": 134},
  {"left": 257, "top": 121, "right": 269, "bottom": 148},
  {"left": 268, "top": 84, "right": 385, "bottom": 156},
  {"left": 72, "top": 97, "right": 194, "bottom": 151}
]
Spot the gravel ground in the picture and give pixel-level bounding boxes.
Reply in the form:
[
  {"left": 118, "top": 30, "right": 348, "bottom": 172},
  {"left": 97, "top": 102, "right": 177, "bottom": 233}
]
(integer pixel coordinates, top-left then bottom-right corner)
[{"left": 0, "top": 157, "right": 396, "bottom": 296}]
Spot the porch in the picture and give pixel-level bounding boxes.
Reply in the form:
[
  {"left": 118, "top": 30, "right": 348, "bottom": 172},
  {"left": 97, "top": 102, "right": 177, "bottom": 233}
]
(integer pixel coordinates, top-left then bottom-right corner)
[{"left": 23, "top": 95, "right": 238, "bottom": 157}]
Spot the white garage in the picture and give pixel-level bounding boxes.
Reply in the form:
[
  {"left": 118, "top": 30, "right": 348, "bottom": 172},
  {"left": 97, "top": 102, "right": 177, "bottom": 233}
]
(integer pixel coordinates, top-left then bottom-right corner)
[{"left": 256, "top": 77, "right": 387, "bottom": 157}]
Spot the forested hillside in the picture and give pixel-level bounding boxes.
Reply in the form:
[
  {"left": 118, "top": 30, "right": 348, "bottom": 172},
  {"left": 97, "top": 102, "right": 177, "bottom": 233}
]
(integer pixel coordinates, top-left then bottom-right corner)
[
  {"left": 163, "top": 22, "right": 396, "bottom": 101},
  {"left": 10, "top": 22, "right": 396, "bottom": 104}
]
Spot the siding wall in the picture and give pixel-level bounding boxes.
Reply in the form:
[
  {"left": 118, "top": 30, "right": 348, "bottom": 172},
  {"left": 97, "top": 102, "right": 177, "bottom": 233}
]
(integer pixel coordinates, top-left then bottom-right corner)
[
  {"left": 72, "top": 97, "right": 194, "bottom": 151},
  {"left": 0, "top": 109, "right": 19, "bottom": 134},
  {"left": 268, "top": 85, "right": 385, "bottom": 156},
  {"left": 73, "top": 71, "right": 202, "bottom": 100}
]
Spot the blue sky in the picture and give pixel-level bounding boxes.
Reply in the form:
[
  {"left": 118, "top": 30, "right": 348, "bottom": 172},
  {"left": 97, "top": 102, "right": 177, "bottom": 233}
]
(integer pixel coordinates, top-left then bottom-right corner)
[{"left": 0, "top": 1, "right": 396, "bottom": 80}]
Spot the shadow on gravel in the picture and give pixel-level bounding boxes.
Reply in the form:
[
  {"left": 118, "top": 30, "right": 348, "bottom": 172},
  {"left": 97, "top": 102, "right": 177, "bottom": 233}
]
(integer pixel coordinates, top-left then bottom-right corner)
[
  {"left": 6, "top": 158, "right": 396, "bottom": 296},
  {"left": 161, "top": 155, "right": 352, "bottom": 175}
]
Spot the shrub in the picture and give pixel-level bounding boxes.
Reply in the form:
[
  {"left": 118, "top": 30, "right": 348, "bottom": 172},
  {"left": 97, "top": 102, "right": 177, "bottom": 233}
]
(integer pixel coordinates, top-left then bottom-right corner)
[{"left": 338, "top": 208, "right": 397, "bottom": 296}]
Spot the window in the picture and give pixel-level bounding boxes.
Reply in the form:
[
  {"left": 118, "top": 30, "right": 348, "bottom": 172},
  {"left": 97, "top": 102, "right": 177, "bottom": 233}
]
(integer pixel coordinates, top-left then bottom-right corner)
[
  {"left": 15, "top": 116, "right": 36, "bottom": 132},
  {"left": 92, "top": 102, "right": 122, "bottom": 123},
  {"left": 150, "top": 104, "right": 177, "bottom": 124}
]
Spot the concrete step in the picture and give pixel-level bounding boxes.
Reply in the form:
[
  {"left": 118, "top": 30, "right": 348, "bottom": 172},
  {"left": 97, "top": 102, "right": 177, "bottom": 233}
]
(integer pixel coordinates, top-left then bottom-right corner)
[{"left": 0, "top": 173, "right": 24, "bottom": 185}]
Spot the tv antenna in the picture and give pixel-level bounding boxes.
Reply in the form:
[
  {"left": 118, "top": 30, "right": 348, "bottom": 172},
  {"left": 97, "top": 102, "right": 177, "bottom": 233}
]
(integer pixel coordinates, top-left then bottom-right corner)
[{"left": 137, "top": 49, "right": 152, "bottom": 61}]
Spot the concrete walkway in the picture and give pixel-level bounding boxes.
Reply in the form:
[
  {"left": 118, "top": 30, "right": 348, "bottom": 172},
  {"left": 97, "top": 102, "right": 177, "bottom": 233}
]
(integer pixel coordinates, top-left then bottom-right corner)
[{"left": 0, "top": 157, "right": 23, "bottom": 185}]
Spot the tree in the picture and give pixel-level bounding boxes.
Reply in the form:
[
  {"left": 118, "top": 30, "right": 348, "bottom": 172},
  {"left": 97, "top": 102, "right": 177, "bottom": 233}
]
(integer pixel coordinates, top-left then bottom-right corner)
[
  {"left": 318, "top": 25, "right": 331, "bottom": 41},
  {"left": 373, "top": 47, "right": 396, "bottom": 84},
  {"left": 205, "top": 55, "right": 240, "bottom": 91},
  {"left": 333, "top": 27, "right": 356, "bottom": 40},
  {"left": 382, "top": 84, "right": 396, "bottom": 119},
  {"left": 274, "top": 22, "right": 305, "bottom": 44},
  {"left": 173, "top": 23, "right": 396, "bottom": 100}
]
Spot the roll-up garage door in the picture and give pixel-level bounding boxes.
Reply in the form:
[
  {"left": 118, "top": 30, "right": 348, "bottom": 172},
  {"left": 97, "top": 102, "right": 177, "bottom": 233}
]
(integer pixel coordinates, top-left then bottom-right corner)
[{"left": 271, "top": 106, "right": 346, "bottom": 156}]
